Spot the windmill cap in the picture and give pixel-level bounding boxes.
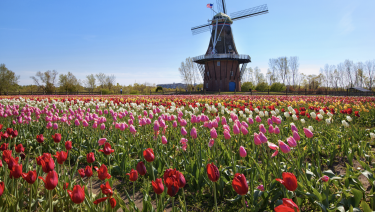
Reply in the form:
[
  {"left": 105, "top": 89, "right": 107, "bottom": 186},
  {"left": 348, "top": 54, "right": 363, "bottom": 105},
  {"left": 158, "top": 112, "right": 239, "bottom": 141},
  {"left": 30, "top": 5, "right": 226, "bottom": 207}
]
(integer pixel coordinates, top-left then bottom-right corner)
[{"left": 212, "top": 13, "right": 233, "bottom": 24}]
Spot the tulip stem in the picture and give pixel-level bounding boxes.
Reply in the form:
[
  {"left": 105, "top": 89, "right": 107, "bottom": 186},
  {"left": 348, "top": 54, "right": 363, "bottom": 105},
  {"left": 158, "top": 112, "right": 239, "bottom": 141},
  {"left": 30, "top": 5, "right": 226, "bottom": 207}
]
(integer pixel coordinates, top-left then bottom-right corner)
[
  {"left": 182, "top": 189, "right": 187, "bottom": 212},
  {"left": 242, "top": 195, "right": 246, "bottom": 212},
  {"left": 29, "top": 184, "right": 32, "bottom": 212},
  {"left": 133, "top": 181, "right": 135, "bottom": 201},
  {"left": 213, "top": 182, "right": 218, "bottom": 212},
  {"left": 90, "top": 174, "right": 93, "bottom": 201},
  {"left": 172, "top": 197, "right": 175, "bottom": 212}
]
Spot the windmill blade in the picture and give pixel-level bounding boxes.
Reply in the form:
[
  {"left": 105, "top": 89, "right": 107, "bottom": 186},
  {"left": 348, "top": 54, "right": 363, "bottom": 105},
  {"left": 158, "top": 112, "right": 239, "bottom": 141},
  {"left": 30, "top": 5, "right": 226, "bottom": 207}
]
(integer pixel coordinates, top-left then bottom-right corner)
[
  {"left": 191, "top": 23, "right": 211, "bottom": 35},
  {"left": 230, "top": 4, "right": 268, "bottom": 21},
  {"left": 216, "top": 0, "right": 227, "bottom": 14}
]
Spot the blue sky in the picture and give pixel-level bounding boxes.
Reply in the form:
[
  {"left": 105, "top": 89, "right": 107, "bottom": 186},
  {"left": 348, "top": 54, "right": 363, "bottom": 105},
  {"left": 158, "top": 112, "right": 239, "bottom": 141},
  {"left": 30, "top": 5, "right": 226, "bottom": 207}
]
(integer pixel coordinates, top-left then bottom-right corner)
[{"left": 1, "top": 0, "right": 374, "bottom": 86}]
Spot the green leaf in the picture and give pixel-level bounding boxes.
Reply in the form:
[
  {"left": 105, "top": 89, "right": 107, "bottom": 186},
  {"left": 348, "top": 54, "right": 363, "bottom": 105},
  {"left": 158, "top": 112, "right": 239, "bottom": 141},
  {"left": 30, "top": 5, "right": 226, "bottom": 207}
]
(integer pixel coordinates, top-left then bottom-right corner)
[
  {"left": 306, "top": 170, "right": 315, "bottom": 180},
  {"left": 323, "top": 170, "right": 336, "bottom": 178},
  {"left": 314, "top": 201, "right": 328, "bottom": 212},
  {"left": 351, "top": 188, "right": 362, "bottom": 208},
  {"left": 360, "top": 200, "right": 372, "bottom": 212},
  {"left": 226, "top": 194, "right": 242, "bottom": 203}
]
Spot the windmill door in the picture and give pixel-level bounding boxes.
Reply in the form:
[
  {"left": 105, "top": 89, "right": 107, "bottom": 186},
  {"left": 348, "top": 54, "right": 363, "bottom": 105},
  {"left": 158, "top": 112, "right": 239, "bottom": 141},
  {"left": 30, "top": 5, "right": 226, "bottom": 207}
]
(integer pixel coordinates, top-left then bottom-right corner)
[{"left": 229, "top": 82, "right": 236, "bottom": 91}]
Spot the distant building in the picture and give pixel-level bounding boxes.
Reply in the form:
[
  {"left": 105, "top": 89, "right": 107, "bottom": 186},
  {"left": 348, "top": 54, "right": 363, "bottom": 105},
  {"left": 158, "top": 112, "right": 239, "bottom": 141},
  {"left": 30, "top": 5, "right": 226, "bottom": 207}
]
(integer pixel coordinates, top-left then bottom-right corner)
[{"left": 156, "top": 82, "right": 198, "bottom": 89}]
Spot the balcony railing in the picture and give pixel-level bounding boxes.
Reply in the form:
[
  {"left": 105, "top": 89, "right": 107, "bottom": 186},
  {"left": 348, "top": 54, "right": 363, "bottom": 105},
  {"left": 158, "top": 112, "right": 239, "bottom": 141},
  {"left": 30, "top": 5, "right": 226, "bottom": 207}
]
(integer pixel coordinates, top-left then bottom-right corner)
[{"left": 193, "top": 54, "right": 251, "bottom": 62}]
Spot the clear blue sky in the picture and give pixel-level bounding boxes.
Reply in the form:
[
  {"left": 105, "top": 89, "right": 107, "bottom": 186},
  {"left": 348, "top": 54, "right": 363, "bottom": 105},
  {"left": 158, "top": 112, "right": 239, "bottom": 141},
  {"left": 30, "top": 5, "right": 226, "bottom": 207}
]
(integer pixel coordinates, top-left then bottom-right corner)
[{"left": 1, "top": 0, "right": 374, "bottom": 86}]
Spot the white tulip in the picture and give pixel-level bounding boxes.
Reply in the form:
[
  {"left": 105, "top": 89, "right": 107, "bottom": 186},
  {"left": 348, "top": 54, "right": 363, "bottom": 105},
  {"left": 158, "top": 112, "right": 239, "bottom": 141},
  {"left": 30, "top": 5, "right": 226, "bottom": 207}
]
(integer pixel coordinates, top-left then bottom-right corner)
[
  {"left": 284, "top": 112, "right": 290, "bottom": 118},
  {"left": 259, "top": 111, "right": 265, "bottom": 117},
  {"left": 310, "top": 112, "right": 316, "bottom": 119},
  {"left": 308, "top": 126, "right": 314, "bottom": 132},
  {"left": 275, "top": 109, "right": 280, "bottom": 114},
  {"left": 317, "top": 114, "right": 323, "bottom": 120},
  {"left": 326, "top": 118, "right": 331, "bottom": 125},
  {"left": 370, "top": 133, "right": 375, "bottom": 139},
  {"left": 346, "top": 116, "right": 353, "bottom": 122},
  {"left": 327, "top": 112, "right": 333, "bottom": 117},
  {"left": 292, "top": 114, "right": 298, "bottom": 121},
  {"left": 271, "top": 111, "right": 276, "bottom": 116},
  {"left": 288, "top": 106, "right": 294, "bottom": 112},
  {"left": 254, "top": 108, "right": 259, "bottom": 113},
  {"left": 300, "top": 119, "right": 306, "bottom": 124},
  {"left": 265, "top": 111, "right": 269, "bottom": 117}
]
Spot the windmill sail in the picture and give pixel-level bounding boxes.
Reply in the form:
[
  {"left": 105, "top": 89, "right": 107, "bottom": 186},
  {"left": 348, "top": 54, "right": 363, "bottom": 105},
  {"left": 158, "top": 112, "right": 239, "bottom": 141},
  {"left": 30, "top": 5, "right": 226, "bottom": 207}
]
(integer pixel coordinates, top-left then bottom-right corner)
[
  {"left": 216, "top": 0, "right": 227, "bottom": 14},
  {"left": 230, "top": 4, "right": 268, "bottom": 21},
  {"left": 191, "top": 23, "right": 211, "bottom": 35}
]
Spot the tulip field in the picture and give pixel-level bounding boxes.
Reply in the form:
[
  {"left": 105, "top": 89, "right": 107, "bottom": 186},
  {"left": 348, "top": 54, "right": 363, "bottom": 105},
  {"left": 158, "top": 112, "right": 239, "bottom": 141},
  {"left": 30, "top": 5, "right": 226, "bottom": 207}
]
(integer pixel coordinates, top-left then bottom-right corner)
[{"left": 1, "top": 94, "right": 375, "bottom": 212}]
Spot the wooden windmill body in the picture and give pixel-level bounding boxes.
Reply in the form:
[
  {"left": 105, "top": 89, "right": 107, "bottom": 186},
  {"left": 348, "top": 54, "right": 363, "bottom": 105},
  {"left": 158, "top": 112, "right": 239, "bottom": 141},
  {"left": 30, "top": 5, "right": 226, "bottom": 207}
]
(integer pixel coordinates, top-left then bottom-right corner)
[{"left": 191, "top": 1, "right": 268, "bottom": 91}]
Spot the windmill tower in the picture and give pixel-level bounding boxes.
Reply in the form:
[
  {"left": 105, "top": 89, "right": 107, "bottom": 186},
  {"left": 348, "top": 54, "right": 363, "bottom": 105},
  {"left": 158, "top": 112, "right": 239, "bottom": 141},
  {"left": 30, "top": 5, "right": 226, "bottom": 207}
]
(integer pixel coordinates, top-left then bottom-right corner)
[{"left": 191, "top": 1, "right": 268, "bottom": 91}]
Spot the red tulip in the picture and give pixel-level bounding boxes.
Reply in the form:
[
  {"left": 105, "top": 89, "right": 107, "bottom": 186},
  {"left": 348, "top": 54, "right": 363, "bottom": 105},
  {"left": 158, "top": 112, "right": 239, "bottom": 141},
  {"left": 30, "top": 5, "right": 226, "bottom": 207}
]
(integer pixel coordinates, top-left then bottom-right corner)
[
  {"left": 97, "top": 164, "right": 111, "bottom": 180},
  {"left": 0, "top": 182, "right": 4, "bottom": 196},
  {"left": 164, "top": 168, "right": 185, "bottom": 188},
  {"left": 39, "top": 170, "right": 58, "bottom": 190},
  {"left": 0, "top": 124, "right": 3, "bottom": 130},
  {"left": 0, "top": 143, "right": 8, "bottom": 151},
  {"left": 65, "top": 141, "right": 72, "bottom": 151},
  {"left": 6, "top": 156, "right": 19, "bottom": 170},
  {"left": 1, "top": 132, "right": 9, "bottom": 139},
  {"left": 52, "top": 133, "right": 62, "bottom": 143},
  {"left": 232, "top": 173, "right": 248, "bottom": 195},
  {"left": 2, "top": 150, "right": 12, "bottom": 162},
  {"left": 10, "top": 163, "right": 22, "bottom": 179},
  {"left": 274, "top": 198, "right": 300, "bottom": 212},
  {"left": 275, "top": 172, "right": 298, "bottom": 191},
  {"left": 67, "top": 185, "right": 85, "bottom": 204},
  {"left": 152, "top": 178, "right": 164, "bottom": 194},
  {"left": 206, "top": 163, "right": 220, "bottom": 182},
  {"left": 110, "top": 197, "right": 116, "bottom": 208},
  {"left": 54, "top": 151, "right": 68, "bottom": 164},
  {"left": 143, "top": 148, "right": 154, "bottom": 162},
  {"left": 126, "top": 169, "right": 138, "bottom": 182},
  {"left": 78, "top": 169, "right": 85, "bottom": 178},
  {"left": 0, "top": 159, "right": 2, "bottom": 168},
  {"left": 15, "top": 144, "right": 24, "bottom": 153},
  {"left": 100, "top": 181, "right": 113, "bottom": 196},
  {"left": 6, "top": 128, "right": 13, "bottom": 136},
  {"left": 22, "top": 170, "right": 37, "bottom": 184},
  {"left": 94, "top": 197, "right": 109, "bottom": 204},
  {"left": 177, "top": 172, "right": 186, "bottom": 188},
  {"left": 36, "top": 134, "right": 44, "bottom": 143},
  {"left": 136, "top": 161, "right": 147, "bottom": 176},
  {"left": 86, "top": 152, "right": 95, "bottom": 163},
  {"left": 99, "top": 142, "right": 115, "bottom": 155},
  {"left": 93, "top": 166, "right": 99, "bottom": 172},
  {"left": 63, "top": 182, "right": 69, "bottom": 190},
  {"left": 85, "top": 166, "right": 93, "bottom": 178},
  {"left": 40, "top": 156, "right": 55, "bottom": 173},
  {"left": 11, "top": 130, "right": 18, "bottom": 138},
  {"left": 167, "top": 180, "right": 179, "bottom": 197}
]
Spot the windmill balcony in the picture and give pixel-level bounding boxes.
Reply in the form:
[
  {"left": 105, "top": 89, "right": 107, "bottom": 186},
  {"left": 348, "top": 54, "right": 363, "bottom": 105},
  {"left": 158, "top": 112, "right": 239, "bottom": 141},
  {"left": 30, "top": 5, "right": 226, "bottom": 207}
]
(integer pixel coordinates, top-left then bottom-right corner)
[{"left": 193, "top": 53, "right": 251, "bottom": 64}]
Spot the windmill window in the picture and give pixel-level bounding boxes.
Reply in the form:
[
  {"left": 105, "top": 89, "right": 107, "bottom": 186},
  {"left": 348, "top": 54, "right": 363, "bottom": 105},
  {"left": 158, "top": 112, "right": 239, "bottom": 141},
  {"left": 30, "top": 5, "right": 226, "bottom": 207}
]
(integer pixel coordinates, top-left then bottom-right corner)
[
  {"left": 228, "top": 45, "right": 232, "bottom": 50},
  {"left": 217, "top": 61, "right": 220, "bottom": 66},
  {"left": 207, "top": 72, "right": 209, "bottom": 76},
  {"left": 231, "top": 71, "right": 233, "bottom": 76},
  {"left": 206, "top": 83, "right": 208, "bottom": 88}
]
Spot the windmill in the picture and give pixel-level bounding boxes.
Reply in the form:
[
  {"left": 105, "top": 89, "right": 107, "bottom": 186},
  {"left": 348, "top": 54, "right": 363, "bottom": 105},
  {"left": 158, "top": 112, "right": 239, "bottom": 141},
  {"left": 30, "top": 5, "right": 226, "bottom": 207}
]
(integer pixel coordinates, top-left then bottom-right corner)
[{"left": 191, "top": 1, "right": 268, "bottom": 91}]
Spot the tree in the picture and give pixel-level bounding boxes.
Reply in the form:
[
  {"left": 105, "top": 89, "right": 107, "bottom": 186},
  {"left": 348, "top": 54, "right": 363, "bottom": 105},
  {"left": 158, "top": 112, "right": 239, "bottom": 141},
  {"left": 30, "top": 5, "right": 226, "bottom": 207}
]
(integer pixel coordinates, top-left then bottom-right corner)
[
  {"left": 254, "top": 67, "right": 265, "bottom": 86},
  {"left": 0, "top": 64, "right": 20, "bottom": 94},
  {"left": 268, "top": 59, "right": 278, "bottom": 84},
  {"left": 276, "top": 57, "right": 289, "bottom": 85},
  {"left": 179, "top": 57, "right": 197, "bottom": 91},
  {"left": 344, "top": 59, "right": 354, "bottom": 88},
  {"left": 105, "top": 75, "right": 116, "bottom": 91},
  {"left": 59, "top": 72, "right": 80, "bottom": 92},
  {"left": 96, "top": 73, "right": 106, "bottom": 89},
  {"left": 288, "top": 56, "right": 299, "bottom": 87},
  {"left": 31, "top": 70, "right": 58, "bottom": 93},
  {"left": 85, "top": 74, "right": 96, "bottom": 92},
  {"left": 365, "top": 60, "right": 374, "bottom": 90}
]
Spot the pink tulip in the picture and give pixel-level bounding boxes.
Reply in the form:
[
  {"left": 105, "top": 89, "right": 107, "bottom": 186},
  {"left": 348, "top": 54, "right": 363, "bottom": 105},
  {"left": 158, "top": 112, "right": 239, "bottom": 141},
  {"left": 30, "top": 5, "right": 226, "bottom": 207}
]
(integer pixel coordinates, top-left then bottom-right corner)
[
  {"left": 293, "top": 131, "right": 300, "bottom": 141},
  {"left": 98, "top": 138, "right": 107, "bottom": 146},
  {"left": 321, "top": 175, "right": 330, "bottom": 182},
  {"left": 255, "top": 116, "right": 262, "bottom": 123},
  {"left": 257, "top": 185, "right": 264, "bottom": 191},
  {"left": 153, "top": 121, "right": 160, "bottom": 132},
  {"left": 241, "top": 126, "right": 248, "bottom": 135},
  {"left": 74, "top": 119, "right": 80, "bottom": 126},
  {"left": 47, "top": 122, "right": 52, "bottom": 129},
  {"left": 100, "top": 123, "right": 105, "bottom": 130},
  {"left": 161, "top": 136, "right": 168, "bottom": 145},
  {"left": 172, "top": 121, "right": 178, "bottom": 128},
  {"left": 267, "top": 118, "right": 273, "bottom": 125},
  {"left": 259, "top": 132, "right": 268, "bottom": 143},
  {"left": 210, "top": 128, "right": 217, "bottom": 139},
  {"left": 271, "top": 150, "right": 279, "bottom": 157},
  {"left": 274, "top": 126, "right": 280, "bottom": 134},
  {"left": 92, "top": 122, "right": 98, "bottom": 129},
  {"left": 268, "top": 125, "right": 274, "bottom": 134},
  {"left": 83, "top": 120, "right": 89, "bottom": 127},
  {"left": 233, "top": 125, "right": 240, "bottom": 135},
  {"left": 254, "top": 133, "right": 262, "bottom": 145},
  {"left": 278, "top": 140, "right": 291, "bottom": 153},
  {"left": 221, "top": 116, "right": 227, "bottom": 125},
  {"left": 259, "top": 124, "right": 266, "bottom": 134},
  {"left": 268, "top": 142, "right": 278, "bottom": 150},
  {"left": 53, "top": 123, "right": 58, "bottom": 130},
  {"left": 248, "top": 118, "right": 254, "bottom": 125},
  {"left": 224, "top": 129, "right": 231, "bottom": 140},
  {"left": 303, "top": 128, "right": 314, "bottom": 138},
  {"left": 287, "top": 136, "right": 297, "bottom": 147},
  {"left": 239, "top": 146, "right": 247, "bottom": 157},
  {"left": 129, "top": 125, "right": 137, "bottom": 135},
  {"left": 291, "top": 125, "right": 298, "bottom": 132},
  {"left": 181, "top": 127, "right": 187, "bottom": 136},
  {"left": 190, "top": 127, "right": 197, "bottom": 139},
  {"left": 208, "top": 139, "right": 215, "bottom": 148}
]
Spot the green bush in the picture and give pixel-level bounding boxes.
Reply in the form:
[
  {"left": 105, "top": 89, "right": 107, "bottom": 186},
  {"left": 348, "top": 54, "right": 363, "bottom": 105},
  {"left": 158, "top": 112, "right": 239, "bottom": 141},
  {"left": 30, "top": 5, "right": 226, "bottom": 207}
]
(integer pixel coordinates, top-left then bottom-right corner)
[
  {"left": 101, "top": 89, "right": 110, "bottom": 94},
  {"left": 270, "top": 82, "right": 286, "bottom": 92},
  {"left": 255, "top": 82, "right": 269, "bottom": 92},
  {"left": 155, "top": 86, "right": 163, "bottom": 92},
  {"left": 130, "top": 90, "right": 139, "bottom": 95},
  {"left": 241, "top": 82, "right": 254, "bottom": 91}
]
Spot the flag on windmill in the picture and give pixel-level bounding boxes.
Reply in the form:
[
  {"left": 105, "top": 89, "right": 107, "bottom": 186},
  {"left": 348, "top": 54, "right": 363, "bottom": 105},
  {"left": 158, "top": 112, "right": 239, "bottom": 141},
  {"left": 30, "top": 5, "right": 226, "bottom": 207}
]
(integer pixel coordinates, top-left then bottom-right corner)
[{"left": 206, "top": 3, "right": 213, "bottom": 8}]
